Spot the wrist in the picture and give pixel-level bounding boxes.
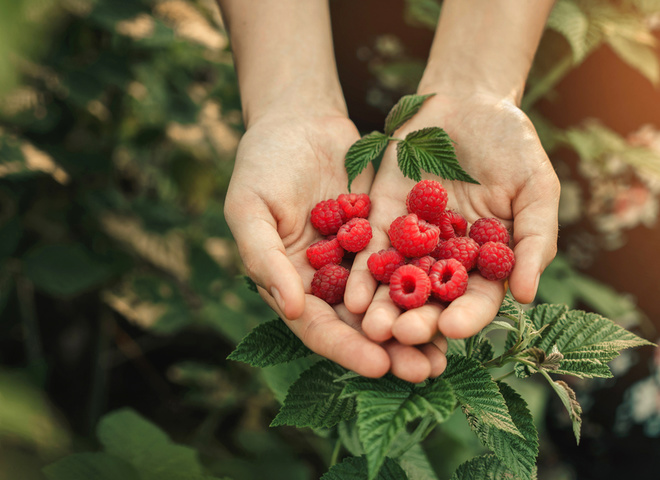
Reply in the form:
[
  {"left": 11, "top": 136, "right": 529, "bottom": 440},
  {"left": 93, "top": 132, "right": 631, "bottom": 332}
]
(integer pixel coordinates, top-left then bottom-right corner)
[{"left": 417, "top": 69, "right": 525, "bottom": 106}]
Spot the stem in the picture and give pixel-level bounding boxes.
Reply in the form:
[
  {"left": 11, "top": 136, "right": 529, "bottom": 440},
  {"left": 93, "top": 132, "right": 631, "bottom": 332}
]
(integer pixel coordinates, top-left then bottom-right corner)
[
  {"left": 388, "top": 137, "right": 404, "bottom": 142},
  {"left": 329, "top": 438, "right": 342, "bottom": 467},
  {"left": 494, "top": 370, "right": 516, "bottom": 382}
]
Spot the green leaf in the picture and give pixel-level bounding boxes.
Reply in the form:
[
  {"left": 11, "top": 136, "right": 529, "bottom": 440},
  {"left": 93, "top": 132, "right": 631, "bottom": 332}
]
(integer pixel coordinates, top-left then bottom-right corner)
[
  {"left": 471, "top": 338, "right": 495, "bottom": 364},
  {"left": 384, "top": 93, "right": 435, "bottom": 136},
  {"left": 271, "top": 360, "right": 356, "bottom": 429},
  {"left": 547, "top": 0, "right": 590, "bottom": 63},
  {"left": 396, "top": 128, "right": 478, "bottom": 184},
  {"left": 450, "top": 454, "right": 520, "bottom": 480},
  {"left": 97, "top": 408, "right": 204, "bottom": 480},
  {"left": 23, "top": 243, "right": 115, "bottom": 297},
  {"left": 321, "top": 456, "right": 408, "bottom": 480},
  {"left": 399, "top": 443, "right": 440, "bottom": 480},
  {"left": 227, "top": 319, "right": 312, "bottom": 367},
  {"left": 607, "top": 34, "right": 659, "bottom": 85},
  {"left": 347, "top": 375, "right": 454, "bottom": 480},
  {"left": 543, "top": 374, "right": 583, "bottom": 444},
  {"left": 443, "top": 356, "right": 522, "bottom": 439},
  {"left": 345, "top": 131, "right": 390, "bottom": 191},
  {"left": 43, "top": 453, "right": 140, "bottom": 480}
]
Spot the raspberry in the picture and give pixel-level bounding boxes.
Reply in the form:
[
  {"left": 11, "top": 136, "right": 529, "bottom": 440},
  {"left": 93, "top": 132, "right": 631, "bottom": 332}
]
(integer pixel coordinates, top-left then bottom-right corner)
[
  {"left": 429, "top": 258, "right": 469, "bottom": 302},
  {"left": 388, "top": 264, "right": 431, "bottom": 310},
  {"left": 311, "top": 264, "right": 349, "bottom": 305},
  {"left": 367, "top": 248, "right": 406, "bottom": 284},
  {"left": 406, "top": 180, "right": 448, "bottom": 224},
  {"left": 310, "top": 199, "right": 345, "bottom": 235},
  {"left": 432, "top": 237, "right": 480, "bottom": 271},
  {"left": 477, "top": 241, "right": 515, "bottom": 281},
  {"left": 438, "top": 210, "right": 468, "bottom": 239},
  {"left": 408, "top": 255, "right": 436, "bottom": 275},
  {"left": 306, "top": 236, "right": 344, "bottom": 270},
  {"left": 469, "top": 217, "right": 510, "bottom": 246},
  {"left": 337, "top": 193, "right": 371, "bottom": 220},
  {"left": 337, "top": 217, "right": 372, "bottom": 252},
  {"left": 388, "top": 213, "right": 440, "bottom": 258}
]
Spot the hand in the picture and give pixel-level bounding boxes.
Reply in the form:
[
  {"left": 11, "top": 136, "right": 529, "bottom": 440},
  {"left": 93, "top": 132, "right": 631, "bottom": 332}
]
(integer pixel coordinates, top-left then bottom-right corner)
[
  {"left": 224, "top": 111, "right": 447, "bottom": 382},
  {"left": 346, "top": 92, "right": 560, "bottom": 352}
]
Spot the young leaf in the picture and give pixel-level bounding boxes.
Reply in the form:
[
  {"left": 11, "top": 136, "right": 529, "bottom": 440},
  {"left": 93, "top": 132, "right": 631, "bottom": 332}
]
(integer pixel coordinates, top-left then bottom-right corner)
[
  {"left": 227, "top": 319, "right": 312, "bottom": 367},
  {"left": 321, "top": 456, "right": 408, "bottom": 480},
  {"left": 449, "top": 454, "right": 520, "bottom": 480},
  {"left": 443, "top": 356, "right": 522, "bottom": 438},
  {"left": 345, "top": 131, "right": 390, "bottom": 191},
  {"left": 271, "top": 360, "right": 356, "bottom": 429},
  {"left": 544, "top": 375, "right": 583, "bottom": 444},
  {"left": 396, "top": 127, "right": 479, "bottom": 184},
  {"left": 384, "top": 93, "right": 435, "bottom": 136},
  {"left": 347, "top": 375, "right": 454, "bottom": 480}
]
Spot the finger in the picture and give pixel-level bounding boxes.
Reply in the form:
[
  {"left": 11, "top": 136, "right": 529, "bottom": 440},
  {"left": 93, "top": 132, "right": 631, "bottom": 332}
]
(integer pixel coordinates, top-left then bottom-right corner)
[
  {"left": 391, "top": 303, "right": 445, "bottom": 346},
  {"left": 418, "top": 343, "right": 447, "bottom": 378},
  {"left": 259, "top": 288, "right": 391, "bottom": 378},
  {"left": 226, "top": 200, "right": 306, "bottom": 320},
  {"left": 509, "top": 176, "right": 560, "bottom": 304},
  {"left": 361, "top": 284, "right": 400, "bottom": 342},
  {"left": 437, "top": 273, "right": 506, "bottom": 339},
  {"left": 383, "top": 340, "right": 432, "bottom": 384}
]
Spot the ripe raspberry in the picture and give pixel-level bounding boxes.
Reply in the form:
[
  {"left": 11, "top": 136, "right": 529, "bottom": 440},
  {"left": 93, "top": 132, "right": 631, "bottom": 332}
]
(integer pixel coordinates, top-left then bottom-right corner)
[
  {"left": 367, "top": 248, "right": 406, "bottom": 284},
  {"left": 337, "top": 217, "right": 372, "bottom": 252},
  {"left": 469, "top": 217, "right": 510, "bottom": 246},
  {"left": 388, "top": 264, "right": 431, "bottom": 310},
  {"left": 337, "top": 193, "right": 371, "bottom": 220},
  {"left": 388, "top": 213, "right": 440, "bottom": 258},
  {"left": 477, "top": 241, "right": 515, "bottom": 281},
  {"left": 311, "top": 264, "right": 349, "bottom": 305},
  {"left": 406, "top": 180, "right": 448, "bottom": 224},
  {"left": 408, "top": 255, "right": 436, "bottom": 275},
  {"left": 429, "top": 258, "right": 469, "bottom": 302},
  {"left": 438, "top": 210, "right": 468, "bottom": 239},
  {"left": 310, "top": 199, "right": 345, "bottom": 235},
  {"left": 306, "top": 236, "right": 344, "bottom": 270},
  {"left": 432, "top": 237, "right": 480, "bottom": 271}
]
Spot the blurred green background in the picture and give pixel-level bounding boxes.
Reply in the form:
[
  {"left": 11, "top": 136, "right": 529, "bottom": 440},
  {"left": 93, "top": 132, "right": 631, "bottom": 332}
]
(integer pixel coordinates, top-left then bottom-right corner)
[{"left": 1, "top": 1, "right": 660, "bottom": 479}]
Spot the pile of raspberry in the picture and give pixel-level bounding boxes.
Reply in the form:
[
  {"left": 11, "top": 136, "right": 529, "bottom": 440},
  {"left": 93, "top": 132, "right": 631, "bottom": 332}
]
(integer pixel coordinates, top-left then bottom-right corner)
[{"left": 306, "top": 181, "right": 515, "bottom": 311}]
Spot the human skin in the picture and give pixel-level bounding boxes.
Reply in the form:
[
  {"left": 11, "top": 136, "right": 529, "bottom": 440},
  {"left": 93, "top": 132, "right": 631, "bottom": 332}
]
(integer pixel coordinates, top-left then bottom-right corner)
[{"left": 346, "top": 0, "right": 560, "bottom": 356}]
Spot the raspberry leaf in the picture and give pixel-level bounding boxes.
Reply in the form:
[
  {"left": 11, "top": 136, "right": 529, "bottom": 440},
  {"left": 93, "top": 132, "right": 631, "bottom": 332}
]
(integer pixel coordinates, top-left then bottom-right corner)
[
  {"left": 227, "top": 318, "right": 312, "bottom": 367},
  {"left": 271, "top": 360, "right": 357, "bottom": 429},
  {"left": 321, "top": 456, "right": 408, "bottom": 480},
  {"left": 345, "top": 131, "right": 390, "bottom": 192},
  {"left": 384, "top": 93, "right": 435, "bottom": 136},
  {"left": 396, "top": 127, "right": 479, "bottom": 184},
  {"left": 449, "top": 454, "right": 520, "bottom": 480}
]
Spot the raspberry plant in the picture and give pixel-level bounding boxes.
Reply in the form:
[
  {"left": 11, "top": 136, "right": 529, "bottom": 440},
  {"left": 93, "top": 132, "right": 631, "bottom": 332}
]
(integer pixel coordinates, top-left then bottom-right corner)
[{"left": 230, "top": 94, "right": 654, "bottom": 479}]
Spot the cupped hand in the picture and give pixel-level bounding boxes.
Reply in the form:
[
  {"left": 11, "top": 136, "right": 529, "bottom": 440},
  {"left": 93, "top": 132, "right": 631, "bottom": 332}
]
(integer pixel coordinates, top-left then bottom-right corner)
[
  {"left": 346, "top": 92, "right": 560, "bottom": 349},
  {"left": 224, "top": 111, "right": 447, "bottom": 382}
]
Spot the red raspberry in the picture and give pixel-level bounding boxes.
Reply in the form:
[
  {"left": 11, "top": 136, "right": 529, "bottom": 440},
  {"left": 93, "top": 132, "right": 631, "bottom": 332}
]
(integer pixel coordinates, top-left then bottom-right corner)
[
  {"left": 310, "top": 199, "right": 345, "bottom": 235},
  {"left": 429, "top": 258, "right": 469, "bottom": 302},
  {"left": 388, "top": 213, "right": 440, "bottom": 258},
  {"left": 438, "top": 210, "right": 468, "bottom": 239},
  {"left": 432, "top": 237, "right": 480, "bottom": 271},
  {"left": 306, "top": 236, "right": 344, "bottom": 270},
  {"left": 408, "top": 255, "right": 436, "bottom": 275},
  {"left": 367, "top": 248, "right": 406, "bottom": 284},
  {"left": 388, "top": 264, "right": 431, "bottom": 310},
  {"left": 406, "top": 180, "right": 448, "bottom": 224},
  {"left": 337, "top": 217, "right": 372, "bottom": 252},
  {"left": 469, "top": 217, "right": 510, "bottom": 246},
  {"left": 337, "top": 193, "right": 371, "bottom": 220},
  {"left": 311, "top": 264, "right": 349, "bottom": 305},
  {"left": 477, "top": 241, "right": 515, "bottom": 281}
]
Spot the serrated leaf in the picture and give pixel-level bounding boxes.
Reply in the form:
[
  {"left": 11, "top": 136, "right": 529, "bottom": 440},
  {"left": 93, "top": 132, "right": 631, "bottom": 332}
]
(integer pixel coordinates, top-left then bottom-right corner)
[
  {"left": 271, "top": 360, "right": 356, "bottom": 429},
  {"left": 547, "top": 377, "right": 582, "bottom": 444},
  {"left": 345, "top": 131, "right": 390, "bottom": 191},
  {"left": 450, "top": 454, "right": 520, "bottom": 480},
  {"left": 242, "top": 275, "right": 258, "bottom": 293},
  {"left": 472, "top": 338, "right": 495, "bottom": 364},
  {"left": 227, "top": 319, "right": 312, "bottom": 367},
  {"left": 547, "top": 0, "right": 590, "bottom": 63},
  {"left": 43, "top": 453, "right": 141, "bottom": 480},
  {"left": 321, "top": 456, "right": 408, "bottom": 480},
  {"left": 348, "top": 375, "right": 454, "bottom": 480},
  {"left": 97, "top": 409, "right": 204, "bottom": 480},
  {"left": 384, "top": 93, "right": 435, "bottom": 136},
  {"left": 396, "top": 128, "right": 478, "bottom": 184},
  {"left": 443, "top": 356, "right": 522, "bottom": 439},
  {"left": 399, "top": 443, "right": 440, "bottom": 480}
]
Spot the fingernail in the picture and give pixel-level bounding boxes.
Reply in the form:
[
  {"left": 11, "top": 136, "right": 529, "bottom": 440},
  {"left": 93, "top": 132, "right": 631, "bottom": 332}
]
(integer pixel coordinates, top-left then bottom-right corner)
[{"left": 271, "top": 286, "right": 286, "bottom": 316}]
